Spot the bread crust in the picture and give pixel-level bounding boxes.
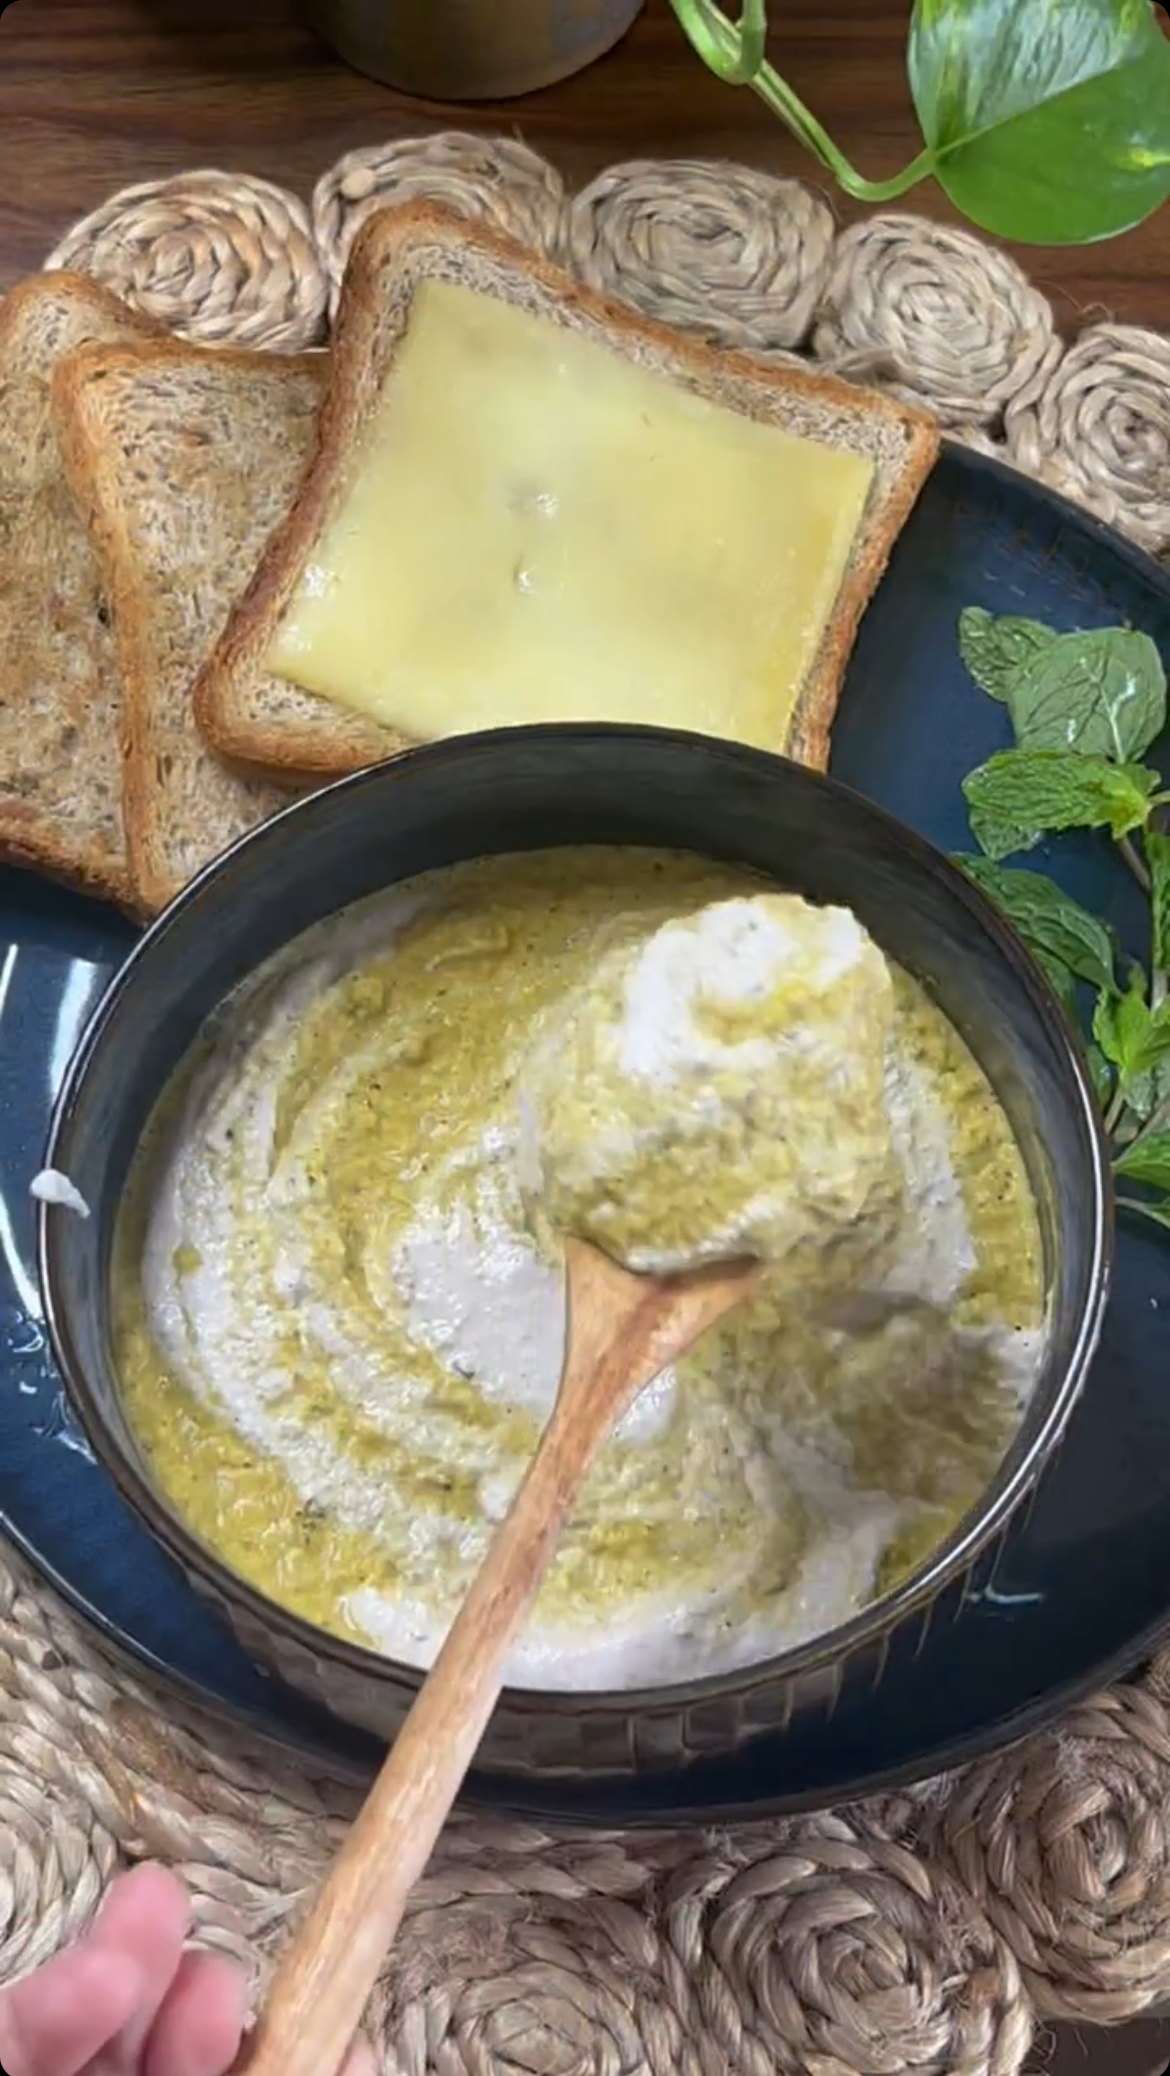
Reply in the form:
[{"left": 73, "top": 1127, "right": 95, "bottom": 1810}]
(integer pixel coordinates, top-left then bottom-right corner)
[
  {"left": 53, "top": 336, "right": 326, "bottom": 914},
  {"left": 194, "top": 201, "right": 940, "bottom": 782},
  {"left": 0, "top": 271, "right": 160, "bottom": 910}
]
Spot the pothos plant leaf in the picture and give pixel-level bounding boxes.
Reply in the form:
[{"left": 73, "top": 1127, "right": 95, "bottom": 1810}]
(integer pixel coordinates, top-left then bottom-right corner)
[
  {"left": 908, "top": 0, "right": 1170, "bottom": 244},
  {"left": 670, "top": 0, "right": 1169, "bottom": 245}
]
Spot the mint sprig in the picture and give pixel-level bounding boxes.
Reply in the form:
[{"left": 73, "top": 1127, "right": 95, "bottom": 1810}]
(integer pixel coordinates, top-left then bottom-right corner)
[
  {"left": 963, "top": 749, "right": 1160, "bottom": 860},
  {"left": 955, "top": 608, "right": 1170, "bottom": 1241},
  {"left": 959, "top": 609, "right": 1166, "bottom": 760}
]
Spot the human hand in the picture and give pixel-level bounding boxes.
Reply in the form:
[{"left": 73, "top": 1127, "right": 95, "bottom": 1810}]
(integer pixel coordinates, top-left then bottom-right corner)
[{"left": 0, "top": 1863, "right": 375, "bottom": 2076}]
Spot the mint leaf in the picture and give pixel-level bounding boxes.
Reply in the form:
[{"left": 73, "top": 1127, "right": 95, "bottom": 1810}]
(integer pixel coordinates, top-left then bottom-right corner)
[
  {"left": 958, "top": 608, "right": 1058, "bottom": 704},
  {"left": 953, "top": 856, "right": 1116, "bottom": 995},
  {"left": 1034, "top": 954, "right": 1081, "bottom": 1019},
  {"left": 1137, "top": 1002, "right": 1170, "bottom": 1073},
  {"left": 956, "top": 608, "right": 1167, "bottom": 760},
  {"left": 1093, "top": 974, "right": 1149, "bottom": 1075},
  {"left": 1116, "top": 1132, "right": 1170, "bottom": 1191},
  {"left": 1093, "top": 982, "right": 1170, "bottom": 1113},
  {"left": 1086, "top": 1043, "right": 1115, "bottom": 1108},
  {"left": 1124, "top": 1047, "right": 1170, "bottom": 1125},
  {"left": 963, "top": 750, "right": 1159, "bottom": 861},
  {"left": 1147, "top": 829, "right": 1170, "bottom": 974},
  {"left": 1008, "top": 629, "right": 1167, "bottom": 763}
]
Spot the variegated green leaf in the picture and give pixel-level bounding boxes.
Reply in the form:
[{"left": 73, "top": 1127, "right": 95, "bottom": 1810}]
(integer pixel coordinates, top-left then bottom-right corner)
[{"left": 909, "top": 0, "right": 1170, "bottom": 243}]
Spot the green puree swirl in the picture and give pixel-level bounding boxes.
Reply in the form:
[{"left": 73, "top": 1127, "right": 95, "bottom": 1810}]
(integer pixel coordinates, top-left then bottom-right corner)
[{"left": 112, "top": 849, "right": 1043, "bottom": 1678}]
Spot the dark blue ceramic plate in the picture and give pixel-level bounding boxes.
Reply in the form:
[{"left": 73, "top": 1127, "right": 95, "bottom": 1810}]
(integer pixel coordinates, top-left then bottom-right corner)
[{"left": 4, "top": 447, "right": 1170, "bottom": 1823}]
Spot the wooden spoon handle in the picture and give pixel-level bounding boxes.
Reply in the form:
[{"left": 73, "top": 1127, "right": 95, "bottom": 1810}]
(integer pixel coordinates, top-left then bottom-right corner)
[{"left": 244, "top": 1400, "right": 602, "bottom": 2076}]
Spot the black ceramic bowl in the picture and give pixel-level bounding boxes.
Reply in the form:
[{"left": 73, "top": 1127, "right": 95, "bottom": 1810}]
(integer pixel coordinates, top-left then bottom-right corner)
[{"left": 38, "top": 726, "right": 1112, "bottom": 1780}]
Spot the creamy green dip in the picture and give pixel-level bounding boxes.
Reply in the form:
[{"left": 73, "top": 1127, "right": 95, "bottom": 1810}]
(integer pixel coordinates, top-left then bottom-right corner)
[
  {"left": 524, "top": 891, "right": 902, "bottom": 1275},
  {"left": 113, "top": 848, "right": 1044, "bottom": 1689}
]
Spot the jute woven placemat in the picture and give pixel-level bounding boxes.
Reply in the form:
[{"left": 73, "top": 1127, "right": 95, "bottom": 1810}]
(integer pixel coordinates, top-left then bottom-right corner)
[
  {"left": 46, "top": 139, "right": 1170, "bottom": 556},
  {"left": 19, "top": 137, "right": 1170, "bottom": 2073}
]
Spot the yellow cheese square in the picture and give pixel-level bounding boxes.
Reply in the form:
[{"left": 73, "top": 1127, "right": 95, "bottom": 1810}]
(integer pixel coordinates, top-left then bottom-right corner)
[{"left": 268, "top": 281, "right": 875, "bottom": 750}]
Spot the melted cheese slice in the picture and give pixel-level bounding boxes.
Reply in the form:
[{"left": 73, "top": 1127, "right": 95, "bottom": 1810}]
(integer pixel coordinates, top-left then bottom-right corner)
[{"left": 268, "top": 281, "right": 875, "bottom": 749}]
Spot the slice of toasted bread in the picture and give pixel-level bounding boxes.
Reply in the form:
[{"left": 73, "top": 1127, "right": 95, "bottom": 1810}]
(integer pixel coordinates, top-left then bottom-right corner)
[
  {"left": 53, "top": 340, "right": 328, "bottom": 915},
  {"left": 0, "top": 272, "right": 160, "bottom": 909},
  {"left": 195, "top": 201, "right": 939, "bottom": 784}
]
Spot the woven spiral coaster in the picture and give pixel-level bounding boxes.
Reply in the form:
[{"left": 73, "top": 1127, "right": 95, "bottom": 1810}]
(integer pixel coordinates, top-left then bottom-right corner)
[
  {"left": 560, "top": 157, "right": 834, "bottom": 357},
  {"left": 44, "top": 146, "right": 1170, "bottom": 555},
  {"left": 21, "top": 138, "right": 1170, "bottom": 2073},
  {"left": 312, "top": 135, "right": 566, "bottom": 321},
  {"left": 6, "top": 1526, "right": 1170, "bottom": 2074},
  {"left": 44, "top": 171, "right": 329, "bottom": 351}
]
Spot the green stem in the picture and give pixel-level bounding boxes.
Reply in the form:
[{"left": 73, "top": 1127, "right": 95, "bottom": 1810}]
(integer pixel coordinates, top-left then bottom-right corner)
[
  {"left": 1104, "top": 1084, "right": 1129, "bottom": 1135},
  {"left": 669, "top": 0, "right": 764, "bottom": 82},
  {"left": 1129, "top": 820, "right": 1168, "bottom": 1009},
  {"left": 1117, "top": 1193, "right": 1170, "bottom": 1232},
  {"left": 1119, "top": 833, "right": 1152, "bottom": 893},
  {"left": 667, "top": 0, "right": 936, "bottom": 199}
]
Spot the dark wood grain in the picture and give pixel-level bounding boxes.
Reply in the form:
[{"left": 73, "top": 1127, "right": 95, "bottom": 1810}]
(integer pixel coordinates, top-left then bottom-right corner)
[{"left": 0, "top": 0, "right": 1167, "bottom": 330}]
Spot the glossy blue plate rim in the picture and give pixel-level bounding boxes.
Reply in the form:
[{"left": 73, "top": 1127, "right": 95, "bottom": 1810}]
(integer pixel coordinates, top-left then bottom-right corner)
[{"left": 2, "top": 441, "right": 1169, "bottom": 1823}]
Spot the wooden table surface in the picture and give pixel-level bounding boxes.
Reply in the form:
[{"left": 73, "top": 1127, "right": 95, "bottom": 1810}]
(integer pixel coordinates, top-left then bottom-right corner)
[
  {"left": 1, "top": 12, "right": 1168, "bottom": 2075},
  {"left": 0, "top": 0, "right": 1167, "bottom": 333}
]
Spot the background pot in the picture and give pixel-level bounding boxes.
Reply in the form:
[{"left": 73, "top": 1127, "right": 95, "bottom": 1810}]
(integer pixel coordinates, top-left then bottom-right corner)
[{"left": 302, "top": 0, "right": 646, "bottom": 100}]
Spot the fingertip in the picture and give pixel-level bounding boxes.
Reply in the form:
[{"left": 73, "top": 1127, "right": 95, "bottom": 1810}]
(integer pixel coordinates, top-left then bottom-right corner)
[
  {"left": 93, "top": 1863, "right": 191, "bottom": 1948},
  {"left": 0, "top": 1944, "right": 142, "bottom": 2076},
  {"left": 143, "top": 1949, "right": 249, "bottom": 2076}
]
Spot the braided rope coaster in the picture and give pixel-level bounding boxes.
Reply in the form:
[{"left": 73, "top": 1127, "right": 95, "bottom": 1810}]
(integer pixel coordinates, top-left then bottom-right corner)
[
  {"left": 1006, "top": 322, "right": 1170, "bottom": 559},
  {"left": 20, "top": 138, "right": 1170, "bottom": 2072},
  {"left": 312, "top": 135, "right": 566, "bottom": 321},
  {"left": 44, "top": 171, "right": 329, "bottom": 352},
  {"left": 812, "top": 214, "right": 1064, "bottom": 438},
  {"left": 561, "top": 158, "right": 834, "bottom": 356}
]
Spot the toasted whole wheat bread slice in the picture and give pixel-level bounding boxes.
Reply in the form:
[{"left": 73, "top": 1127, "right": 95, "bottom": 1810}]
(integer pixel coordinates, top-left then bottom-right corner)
[
  {"left": 53, "top": 339, "right": 328, "bottom": 915},
  {"left": 0, "top": 272, "right": 160, "bottom": 908},
  {"left": 195, "top": 201, "right": 940, "bottom": 784}
]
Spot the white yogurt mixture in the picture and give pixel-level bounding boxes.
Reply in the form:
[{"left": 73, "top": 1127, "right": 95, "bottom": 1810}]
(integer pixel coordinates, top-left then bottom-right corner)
[
  {"left": 524, "top": 892, "right": 905, "bottom": 1274},
  {"left": 113, "top": 851, "right": 1046, "bottom": 1689}
]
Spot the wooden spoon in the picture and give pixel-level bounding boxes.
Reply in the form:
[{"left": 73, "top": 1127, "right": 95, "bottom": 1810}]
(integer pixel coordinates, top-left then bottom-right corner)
[{"left": 245, "top": 1233, "right": 758, "bottom": 2076}]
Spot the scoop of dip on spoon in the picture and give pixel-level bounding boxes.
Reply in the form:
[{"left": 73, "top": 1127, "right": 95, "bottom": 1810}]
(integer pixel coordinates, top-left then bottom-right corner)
[
  {"left": 521, "top": 890, "right": 902, "bottom": 1274},
  {"left": 246, "top": 889, "right": 905, "bottom": 2076}
]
